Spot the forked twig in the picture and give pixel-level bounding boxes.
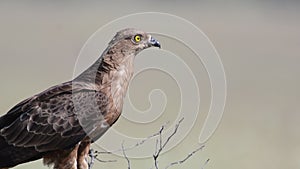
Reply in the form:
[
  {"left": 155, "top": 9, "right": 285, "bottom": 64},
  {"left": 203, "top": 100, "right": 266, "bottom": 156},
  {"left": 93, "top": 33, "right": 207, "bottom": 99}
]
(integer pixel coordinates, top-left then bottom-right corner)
[
  {"left": 89, "top": 149, "right": 117, "bottom": 163},
  {"left": 153, "top": 118, "right": 184, "bottom": 169},
  {"left": 97, "top": 121, "right": 170, "bottom": 156},
  {"left": 90, "top": 117, "right": 208, "bottom": 169},
  {"left": 122, "top": 141, "right": 131, "bottom": 169}
]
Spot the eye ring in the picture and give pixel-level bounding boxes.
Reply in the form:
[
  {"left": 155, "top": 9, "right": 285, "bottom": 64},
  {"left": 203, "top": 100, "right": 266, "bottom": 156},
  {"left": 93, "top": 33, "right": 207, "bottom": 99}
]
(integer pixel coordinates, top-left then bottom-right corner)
[{"left": 133, "top": 35, "right": 141, "bottom": 42}]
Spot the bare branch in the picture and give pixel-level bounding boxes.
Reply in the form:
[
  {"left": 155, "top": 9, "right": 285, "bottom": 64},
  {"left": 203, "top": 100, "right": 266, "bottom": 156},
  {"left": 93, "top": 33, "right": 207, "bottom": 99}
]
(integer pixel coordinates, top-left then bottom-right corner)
[
  {"left": 97, "top": 121, "right": 170, "bottom": 156},
  {"left": 122, "top": 141, "right": 131, "bottom": 169},
  {"left": 92, "top": 150, "right": 117, "bottom": 163},
  {"left": 159, "top": 125, "right": 164, "bottom": 150},
  {"left": 164, "top": 145, "right": 205, "bottom": 169},
  {"left": 201, "top": 158, "right": 210, "bottom": 169},
  {"left": 153, "top": 118, "right": 184, "bottom": 169},
  {"left": 94, "top": 157, "right": 117, "bottom": 163},
  {"left": 89, "top": 122, "right": 169, "bottom": 167},
  {"left": 90, "top": 117, "right": 208, "bottom": 169}
]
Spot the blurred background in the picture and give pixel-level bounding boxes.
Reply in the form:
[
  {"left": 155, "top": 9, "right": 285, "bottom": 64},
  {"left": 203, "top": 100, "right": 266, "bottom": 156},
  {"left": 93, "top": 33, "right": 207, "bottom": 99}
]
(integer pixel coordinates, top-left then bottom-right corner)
[{"left": 0, "top": 0, "right": 299, "bottom": 169}]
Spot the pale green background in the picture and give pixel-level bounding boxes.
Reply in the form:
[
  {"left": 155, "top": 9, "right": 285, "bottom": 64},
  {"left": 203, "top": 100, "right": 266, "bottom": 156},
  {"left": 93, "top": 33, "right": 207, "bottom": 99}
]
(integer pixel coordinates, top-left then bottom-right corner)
[{"left": 0, "top": 1, "right": 299, "bottom": 169}]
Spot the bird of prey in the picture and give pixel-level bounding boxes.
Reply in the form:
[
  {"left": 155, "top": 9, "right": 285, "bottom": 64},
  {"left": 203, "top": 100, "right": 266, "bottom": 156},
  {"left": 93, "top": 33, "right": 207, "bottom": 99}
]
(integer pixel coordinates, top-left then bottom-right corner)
[{"left": 0, "top": 28, "right": 161, "bottom": 169}]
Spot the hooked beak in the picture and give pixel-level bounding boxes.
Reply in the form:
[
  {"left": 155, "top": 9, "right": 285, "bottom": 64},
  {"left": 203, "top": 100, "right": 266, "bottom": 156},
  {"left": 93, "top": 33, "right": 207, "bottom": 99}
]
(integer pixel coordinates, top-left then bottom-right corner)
[{"left": 149, "top": 36, "right": 161, "bottom": 48}]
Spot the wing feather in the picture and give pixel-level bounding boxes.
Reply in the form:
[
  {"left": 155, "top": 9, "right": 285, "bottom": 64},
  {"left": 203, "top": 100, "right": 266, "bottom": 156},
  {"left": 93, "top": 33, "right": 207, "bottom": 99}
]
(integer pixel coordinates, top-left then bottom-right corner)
[{"left": 0, "top": 81, "right": 110, "bottom": 152}]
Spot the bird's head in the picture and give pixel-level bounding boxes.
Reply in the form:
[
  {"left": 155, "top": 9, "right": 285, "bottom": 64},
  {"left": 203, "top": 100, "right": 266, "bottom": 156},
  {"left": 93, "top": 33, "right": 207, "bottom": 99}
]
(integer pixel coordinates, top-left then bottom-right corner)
[{"left": 107, "top": 28, "right": 161, "bottom": 56}]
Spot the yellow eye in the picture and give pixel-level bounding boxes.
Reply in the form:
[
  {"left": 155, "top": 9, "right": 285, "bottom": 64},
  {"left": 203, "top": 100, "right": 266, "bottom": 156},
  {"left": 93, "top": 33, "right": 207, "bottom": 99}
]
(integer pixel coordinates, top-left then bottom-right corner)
[{"left": 134, "top": 35, "right": 141, "bottom": 42}]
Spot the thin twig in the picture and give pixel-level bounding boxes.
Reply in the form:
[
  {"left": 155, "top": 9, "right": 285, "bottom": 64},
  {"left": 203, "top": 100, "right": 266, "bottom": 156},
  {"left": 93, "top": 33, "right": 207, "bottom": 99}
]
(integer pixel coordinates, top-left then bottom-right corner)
[
  {"left": 94, "top": 157, "right": 117, "bottom": 163},
  {"left": 90, "top": 117, "right": 207, "bottom": 169},
  {"left": 122, "top": 141, "right": 131, "bottom": 169},
  {"left": 164, "top": 145, "right": 205, "bottom": 169},
  {"left": 153, "top": 118, "right": 184, "bottom": 169},
  {"left": 159, "top": 125, "right": 164, "bottom": 150},
  {"left": 92, "top": 150, "right": 117, "bottom": 163},
  {"left": 201, "top": 158, "right": 210, "bottom": 169},
  {"left": 90, "top": 121, "right": 170, "bottom": 167},
  {"left": 161, "top": 118, "right": 184, "bottom": 151},
  {"left": 97, "top": 121, "right": 170, "bottom": 155}
]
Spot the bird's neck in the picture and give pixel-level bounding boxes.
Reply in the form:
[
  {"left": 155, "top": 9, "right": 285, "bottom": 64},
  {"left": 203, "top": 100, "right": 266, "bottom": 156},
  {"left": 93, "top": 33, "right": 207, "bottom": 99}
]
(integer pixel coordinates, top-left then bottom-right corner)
[{"left": 75, "top": 49, "right": 136, "bottom": 93}]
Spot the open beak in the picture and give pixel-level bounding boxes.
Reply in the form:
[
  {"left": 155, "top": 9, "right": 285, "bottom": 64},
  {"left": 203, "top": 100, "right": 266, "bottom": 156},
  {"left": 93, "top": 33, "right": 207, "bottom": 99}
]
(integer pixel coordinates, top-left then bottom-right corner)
[{"left": 149, "top": 36, "right": 161, "bottom": 48}]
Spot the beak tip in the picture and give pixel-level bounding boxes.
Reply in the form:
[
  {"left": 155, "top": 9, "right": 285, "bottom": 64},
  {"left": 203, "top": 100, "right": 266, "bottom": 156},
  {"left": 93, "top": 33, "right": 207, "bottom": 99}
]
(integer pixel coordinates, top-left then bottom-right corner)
[
  {"left": 150, "top": 36, "right": 161, "bottom": 49},
  {"left": 156, "top": 42, "right": 161, "bottom": 49}
]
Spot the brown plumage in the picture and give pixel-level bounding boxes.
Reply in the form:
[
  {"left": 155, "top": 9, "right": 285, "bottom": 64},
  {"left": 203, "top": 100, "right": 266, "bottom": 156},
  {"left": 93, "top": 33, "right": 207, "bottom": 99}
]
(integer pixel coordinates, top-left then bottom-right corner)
[{"left": 0, "top": 28, "right": 161, "bottom": 169}]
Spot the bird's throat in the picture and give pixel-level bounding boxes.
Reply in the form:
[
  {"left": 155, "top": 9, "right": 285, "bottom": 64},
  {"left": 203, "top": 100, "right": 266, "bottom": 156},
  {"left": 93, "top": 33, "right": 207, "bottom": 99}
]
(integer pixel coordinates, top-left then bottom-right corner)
[
  {"left": 75, "top": 50, "right": 136, "bottom": 114},
  {"left": 98, "top": 53, "right": 135, "bottom": 112}
]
